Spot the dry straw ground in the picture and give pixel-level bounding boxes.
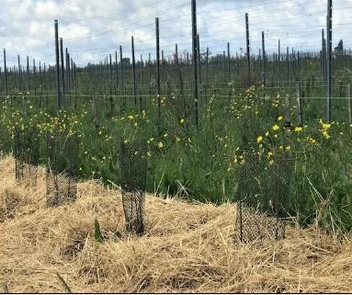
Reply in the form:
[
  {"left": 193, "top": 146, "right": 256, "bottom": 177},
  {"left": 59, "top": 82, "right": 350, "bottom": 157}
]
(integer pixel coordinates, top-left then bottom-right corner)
[{"left": 0, "top": 155, "right": 351, "bottom": 293}]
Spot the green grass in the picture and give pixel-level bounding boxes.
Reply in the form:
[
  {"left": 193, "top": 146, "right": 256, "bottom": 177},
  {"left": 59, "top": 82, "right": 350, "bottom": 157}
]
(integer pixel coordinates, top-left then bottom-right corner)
[{"left": 0, "top": 56, "right": 351, "bottom": 234}]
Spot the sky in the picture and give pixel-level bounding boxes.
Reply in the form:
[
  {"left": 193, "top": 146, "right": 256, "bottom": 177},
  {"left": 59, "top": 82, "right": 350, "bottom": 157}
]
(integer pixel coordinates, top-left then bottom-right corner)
[{"left": 0, "top": 0, "right": 351, "bottom": 67}]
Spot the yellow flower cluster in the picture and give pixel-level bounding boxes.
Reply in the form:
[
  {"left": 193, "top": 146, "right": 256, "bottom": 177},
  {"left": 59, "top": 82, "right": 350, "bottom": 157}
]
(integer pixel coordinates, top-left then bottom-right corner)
[
  {"left": 306, "top": 136, "right": 316, "bottom": 144},
  {"left": 319, "top": 119, "right": 331, "bottom": 140}
]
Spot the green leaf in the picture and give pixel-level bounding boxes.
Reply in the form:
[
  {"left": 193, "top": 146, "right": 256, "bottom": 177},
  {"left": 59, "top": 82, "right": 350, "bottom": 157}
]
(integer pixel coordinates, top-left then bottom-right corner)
[{"left": 94, "top": 218, "right": 104, "bottom": 243}]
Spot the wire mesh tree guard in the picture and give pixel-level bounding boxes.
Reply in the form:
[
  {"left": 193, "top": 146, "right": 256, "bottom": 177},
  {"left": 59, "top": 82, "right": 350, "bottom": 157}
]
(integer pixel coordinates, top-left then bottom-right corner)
[
  {"left": 46, "top": 130, "right": 79, "bottom": 207},
  {"left": 119, "top": 140, "right": 148, "bottom": 235},
  {"left": 14, "top": 126, "right": 39, "bottom": 186},
  {"left": 234, "top": 147, "right": 293, "bottom": 243}
]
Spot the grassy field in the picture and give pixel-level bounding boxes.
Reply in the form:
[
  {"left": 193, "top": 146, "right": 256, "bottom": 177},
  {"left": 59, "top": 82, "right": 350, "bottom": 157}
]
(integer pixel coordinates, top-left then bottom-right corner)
[{"left": 1, "top": 54, "right": 352, "bottom": 233}]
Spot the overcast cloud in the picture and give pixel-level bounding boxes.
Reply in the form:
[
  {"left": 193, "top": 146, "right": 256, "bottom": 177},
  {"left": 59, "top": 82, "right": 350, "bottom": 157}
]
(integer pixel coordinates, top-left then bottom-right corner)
[{"left": 0, "top": 0, "right": 351, "bottom": 66}]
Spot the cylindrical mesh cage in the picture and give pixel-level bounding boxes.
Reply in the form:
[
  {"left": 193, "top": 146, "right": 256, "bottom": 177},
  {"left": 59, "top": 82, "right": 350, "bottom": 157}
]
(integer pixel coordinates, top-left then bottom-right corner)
[
  {"left": 14, "top": 126, "right": 39, "bottom": 186},
  {"left": 235, "top": 148, "right": 292, "bottom": 242},
  {"left": 46, "top": 131, "right": 79, "bottom": 207},
  {"left": 119, "top": 140, "right": 147, "bottom": 235}
]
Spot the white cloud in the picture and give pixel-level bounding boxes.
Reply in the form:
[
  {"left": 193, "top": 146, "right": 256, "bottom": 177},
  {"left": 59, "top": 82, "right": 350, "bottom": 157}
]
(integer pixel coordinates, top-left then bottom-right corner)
[
  {"left": 61, "top": 24, "right": 90, "bottom": 41},
  {"left": 0, "top": 0, "right": 351, "bottom": 66},
  {"left": 34, "top": 0, "right": 60, "bottom": 17},
  {"left": 8, "top": 0, "right": 33, "bottom": 21}
]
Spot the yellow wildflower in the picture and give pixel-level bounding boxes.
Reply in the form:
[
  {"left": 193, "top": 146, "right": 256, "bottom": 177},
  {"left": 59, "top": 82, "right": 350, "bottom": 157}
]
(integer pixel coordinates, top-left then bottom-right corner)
[
  {"left": 319, "top": 119, "right": 331, "bottom": 129},
  {"left": 322, "top": 131, "right": 330, "bottom": 139},
  {"left": 294, "top": 126, "right": 302, "bottom": 133},
  {"left": 272, "top": 124, "right": 280, "bottom": 131}
]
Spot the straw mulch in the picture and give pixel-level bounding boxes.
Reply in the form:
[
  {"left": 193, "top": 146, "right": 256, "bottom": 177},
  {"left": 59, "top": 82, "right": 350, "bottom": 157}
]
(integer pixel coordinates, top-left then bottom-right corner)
[{"left": 1, "top": 155, "right": 351, "bottom": 293}]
